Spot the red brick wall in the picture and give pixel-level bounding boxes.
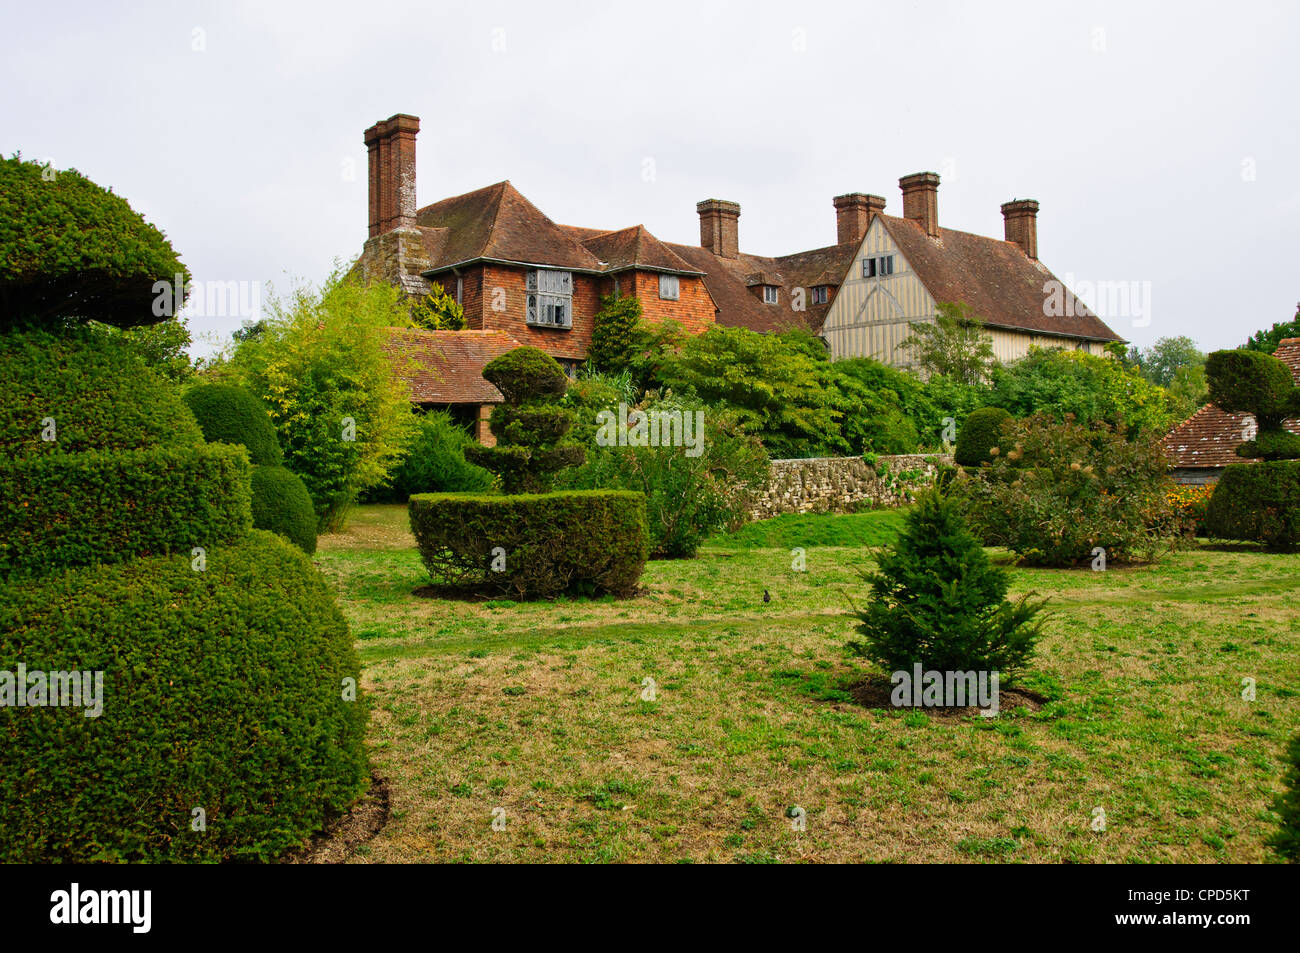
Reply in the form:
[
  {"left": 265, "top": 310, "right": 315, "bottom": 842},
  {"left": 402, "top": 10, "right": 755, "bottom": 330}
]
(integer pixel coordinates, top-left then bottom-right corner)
[
  {"left": 624, "top": 271, "right": 714, "bottom": 333},
  {"left": 475, "top": 264, "right": 595, "bottom": 362}
]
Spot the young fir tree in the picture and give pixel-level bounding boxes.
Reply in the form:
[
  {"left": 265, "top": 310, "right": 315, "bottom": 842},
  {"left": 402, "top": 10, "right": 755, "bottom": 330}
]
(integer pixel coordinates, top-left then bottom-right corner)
[
  {"left": 586, "top": 292, "right": 644, "bottom": 375},
  {"left": 464, "top": 347, "right": 584, "bottom": 494},
  {"left": 853, "top": 489, "right": 1048, "bottom": 681},
  {"left": 1269, "top": 730, "right": 1300, "bottom": 862}
]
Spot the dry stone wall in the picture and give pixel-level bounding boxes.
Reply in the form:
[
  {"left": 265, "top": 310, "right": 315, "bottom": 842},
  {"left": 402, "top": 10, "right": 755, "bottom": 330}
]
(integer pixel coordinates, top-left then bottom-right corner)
[{"left": 747, "top": 454, "right": 952, "bottom": 521}]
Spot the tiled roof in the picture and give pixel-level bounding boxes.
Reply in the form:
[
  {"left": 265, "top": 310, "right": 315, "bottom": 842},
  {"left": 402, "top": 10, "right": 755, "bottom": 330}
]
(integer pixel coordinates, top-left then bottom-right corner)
[
  {"left": 879, "top": 215, "right": 1124, "bottom": 343},
  {"left": 415, "top": 182, "right": 603, "bottom": 272},
  {"left": 382, "top": 328, "right": 522, "bottom": 404},
  {"left": 1162, "top": 339, "right": 1300, "bottom": 468},
  {"left": 578, "top": 225, "right": 702, "bottom": 274}
]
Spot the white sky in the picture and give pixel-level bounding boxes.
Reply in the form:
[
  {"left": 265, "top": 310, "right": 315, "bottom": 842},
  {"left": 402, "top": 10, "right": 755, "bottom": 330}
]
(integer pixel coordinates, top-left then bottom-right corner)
[{"left": 3, "top": 0, "right": 1296, "bottom": 356}]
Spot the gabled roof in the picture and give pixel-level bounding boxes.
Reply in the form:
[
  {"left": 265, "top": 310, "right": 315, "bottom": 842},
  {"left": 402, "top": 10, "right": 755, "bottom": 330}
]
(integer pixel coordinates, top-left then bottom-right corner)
[
  {"left": 578, "top": 225, "right": 702, "bottom": 274},
  {"left": 878, "top": 215, "right": 1123, "bottom": 342},
  {"left": 415, "top": 182, "right": 603, "bottom": 273},
  {"left": 1162, "top": 338, "right": 1300, "bottom": 468},
  {"left": 382, "top": 328, "right": 522, "bottom": 404}
]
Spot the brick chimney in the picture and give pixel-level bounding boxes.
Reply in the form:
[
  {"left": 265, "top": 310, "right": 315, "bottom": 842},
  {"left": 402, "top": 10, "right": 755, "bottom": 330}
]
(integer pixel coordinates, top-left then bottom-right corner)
[
  {"left": 697, "top": 199, "right": 741, "bottom": 259},
  {"left": 899, "top": 172, "right": 940, "bottom": 239},
  {"left": 365, "top": 113, "right": 420, "bottom": 237},
  {"left": 833, "top": 193, "right": 886, "bottom": 246},
  {"left": 1001, "top": 199, "right": 1040, "bottom": 260}
]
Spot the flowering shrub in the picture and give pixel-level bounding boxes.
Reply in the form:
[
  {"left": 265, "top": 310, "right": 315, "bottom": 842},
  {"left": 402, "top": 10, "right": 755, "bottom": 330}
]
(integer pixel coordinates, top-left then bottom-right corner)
[
  {"left": 956, "top": 414, "right": 1175, "bottom": 566},
  {"left": 1165, "top": 483, "right": 1213, "bottom": 538}
]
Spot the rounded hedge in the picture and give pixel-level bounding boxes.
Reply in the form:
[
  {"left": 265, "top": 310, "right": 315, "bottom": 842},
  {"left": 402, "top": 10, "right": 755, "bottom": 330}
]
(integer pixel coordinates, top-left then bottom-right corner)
[
  {"left": 482, "top": 346, "right": 570, "bottom": 404},
  {"left": 1204, "top": 460, "right": 1300, "bottom": 550},
  {"left": 1206, "top": 349, "right": 1296, "bottom": 426},
  {"left": 0, "top": 443, "right": 252, "bottom": 578},
  {"left": 955, "top": 406, "right": 1013, "bottom": 466},
  {"left": 0, "top": 328, "right": 203, "bottom": 456},
  {"left": 183, "top": 382, "right": 283, "bottom": 466},
  {"left": 0, "top": 531, "right": 368, "bottom": 862},
  {"left": 250, "top": 465, "right": 317, "bottom": 554},
  {"left": 409, "top": 490, "right": 648, "bottom": 598},
  {"left": 0, "top": 156, "right": 190, "bottom": 330}
]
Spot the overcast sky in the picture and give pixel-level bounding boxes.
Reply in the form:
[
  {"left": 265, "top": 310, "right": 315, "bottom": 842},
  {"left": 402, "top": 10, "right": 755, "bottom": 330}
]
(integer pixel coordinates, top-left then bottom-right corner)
[{"left": 4, "top": 0, "right": 1296, "bottom": 357}]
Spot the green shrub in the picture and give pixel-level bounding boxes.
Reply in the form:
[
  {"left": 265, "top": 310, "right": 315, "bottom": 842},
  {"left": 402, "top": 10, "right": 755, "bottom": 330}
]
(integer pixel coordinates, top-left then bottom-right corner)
[
  {"left": 183, "top": 383, "right": 283, "bottom": 466},
  {"left": 250, "top": 465, "right": 317, "bottom": 554},
  {"left": 587, "top": 292, "right": 645, "bottom": 375},
  {"left": 954, "top": 406, "right": 1012, "bottom": 466},
  {"left": 1206, "top": 349, "right": 1297, "bottom": 428},
  {"left": 957, "top": 414, "right": 1174, "bottom": 566},
  {"left": 465, "top": 347, "right": 584, "bottom": 493},
  {"left": 1268, "top": 730, "right": 1300, "bottom": 863},
  {"left": 366, "top": 411, "right": 493, "bottom": 502},
  {"left": 0, "top": 328, "right": 202, "bottom": 456},
  {"left": 0, "top": 531, "right": 368, "bottom": 862},
  {"left": 852, "top": 490, "right": 1048, "bottom": 680},
  {"left": 409, "top": 490, "right": 648, "bottom": 598},
  {"left": 0, "top": 155, "right": 190, "bottom": 330},
  {"left": 0, "top": 444, "right": 252, "bottom": 578},
  {"left": 557, "top": 397, "right": 769, "bottom": 557},
  {"left": 1205, "top": 461, "right": 1300, "bottom": 550}
]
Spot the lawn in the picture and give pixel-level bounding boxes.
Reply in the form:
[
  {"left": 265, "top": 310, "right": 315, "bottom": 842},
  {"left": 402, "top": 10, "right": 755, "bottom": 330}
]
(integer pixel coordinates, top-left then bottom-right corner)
[{"left": 317, "top": 504, "right": 1299, "bottom": 863}]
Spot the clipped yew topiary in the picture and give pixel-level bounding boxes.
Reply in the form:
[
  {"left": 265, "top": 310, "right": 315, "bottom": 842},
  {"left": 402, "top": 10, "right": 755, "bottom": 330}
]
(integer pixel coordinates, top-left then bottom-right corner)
[
  {"left": 1204, "top": 348, "right": 1300, "bottom": 548},
  {"left": 954, "top": 406, "right": 1012, "bottom": 466},
  {"left": 464, "top": 347, "right": 584, "bottom": 494},
  {"left": 250, "top": 465, "right": 318, "bottom": 555},
  {"left": 183, "top": 382, "right": 283, "bottom": 466},
  {"left": 1269, "top": 729, "right": 1300, "bottom": 863},
  {"left": 410, "top": 490, "right": 649, "bottom": 598}
]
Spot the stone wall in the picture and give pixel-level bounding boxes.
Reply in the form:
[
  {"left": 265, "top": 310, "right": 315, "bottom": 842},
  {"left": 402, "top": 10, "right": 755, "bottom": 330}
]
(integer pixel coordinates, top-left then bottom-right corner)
[{"left": 747, "top": 454, "right": 952, "bottom": 521}]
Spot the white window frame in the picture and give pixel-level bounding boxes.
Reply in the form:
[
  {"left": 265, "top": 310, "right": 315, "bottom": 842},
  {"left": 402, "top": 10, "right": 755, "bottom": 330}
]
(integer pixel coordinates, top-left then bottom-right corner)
[
  {"left": 526, "top": 269, "right": 574, "bottom": 329},
  {"left": 763, "top": 285, "right": 779, "bottom": 305},
  {"left": 863, "top": 254, "right": 895, "bottom": 279},
  {"left": 659, "top": 274, "right": 680, "bottom": 300}
]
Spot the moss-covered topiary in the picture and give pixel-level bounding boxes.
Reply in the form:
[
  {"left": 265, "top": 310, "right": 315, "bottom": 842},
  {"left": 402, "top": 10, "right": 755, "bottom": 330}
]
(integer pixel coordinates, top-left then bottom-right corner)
[
  {"left": 0, "top": 156, "right": 190, "bottom": 330},
  {"left": 0, "top": 531, "right": 367, "bottom": 862},
  {"left": 250, "top": 465, "right": 317, "bottom": 554},
  {"left": 954, "top": 406, "right": 1012, "bottom": 466},
  {"left": 0, "top": 328, "right": 203, "bottom": 456},
  {"left": 183, "top": 383, "right": 283, "bottom": 466}
]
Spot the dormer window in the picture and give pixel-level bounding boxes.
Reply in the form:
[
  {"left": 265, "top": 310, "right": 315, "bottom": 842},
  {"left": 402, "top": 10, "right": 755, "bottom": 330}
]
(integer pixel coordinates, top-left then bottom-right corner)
[
  {"left": 659, "top": 274, "right": 680, "bottom": 300},
  {"left": 862, "top": 255, "right": 895, "bottom": 278},
  {"left": 526, "top": 269, "right": 573, "bottom": 328},
  {"left": 762, "top": 285, "right": 779, "bottom": 305},
  {"left": 811, "top": 285, "right": 829, "bottom": 305}
]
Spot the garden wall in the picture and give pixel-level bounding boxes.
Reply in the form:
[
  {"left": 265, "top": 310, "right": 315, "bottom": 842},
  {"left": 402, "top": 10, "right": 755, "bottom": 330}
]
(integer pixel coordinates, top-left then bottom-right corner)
[{"left": 747, "top": 454, "right": 952, "bottom": 521}]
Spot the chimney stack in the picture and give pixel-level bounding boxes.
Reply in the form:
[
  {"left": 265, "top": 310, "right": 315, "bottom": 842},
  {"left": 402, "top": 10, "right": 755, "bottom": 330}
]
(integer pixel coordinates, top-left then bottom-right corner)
[
  {"left": 1001, "top": 199, "right": 1039, "bottom": 260},
  {"left": 696, "top": 199, "right": 741, "bottom": 259},
  {"left": 365, "top": 113, "right": 420, "bottom": 237},
  {"left": 832, "top": 193, "right": 886, "bottom": 246},
  {"left": 899, "top": 172, "right": 940, "bottom": 238}
]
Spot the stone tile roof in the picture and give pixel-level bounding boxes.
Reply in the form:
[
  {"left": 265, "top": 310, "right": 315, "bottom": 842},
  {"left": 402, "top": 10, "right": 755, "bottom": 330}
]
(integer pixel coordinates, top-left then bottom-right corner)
[
  {"left": 382, "top": 328, "right": 522, "bottom": 404},
  {"left": 1162, "top": 338, "right": 1300, "bottom": 468},
  {"left": 878, "top": 215, "right": 1124, "bottom": 342}
]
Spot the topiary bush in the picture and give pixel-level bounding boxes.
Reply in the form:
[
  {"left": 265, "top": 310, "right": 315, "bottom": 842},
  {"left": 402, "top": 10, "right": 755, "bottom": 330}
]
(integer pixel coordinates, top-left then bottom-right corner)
[
  {"left": 852, "top": 490, "right": 1048, "bottom": 680},
  {"left": 0, "top": 531, "right": 367, "bottom": 862},
  {"left": 0, "top": 155, "right": 190, "bottom": 330},
  {"left": 0, "top": 328, "right": 203, "bottom": 455},
  {"left": 409, "top": 490, "right": 649, "bottom": 598},
  {"left": 1204, "top": 461, "right": 1300, "bottom": 549},
  {"left": 365, "top": 410, "right": 493, "bottom": 503},
  {"left": 464, "top": 347, "right": 585, "bottom": 493},
  {"left": 1269, "top": 729, "right": 1300, "bottom": 863},
  {"left": 183, "top": 382, "right": 283, "bottom": 466},
  {"left": 954, "top": 406, "right": 1012, "bottom": 466},
  {"left": 250, "top": 465, "right": 318, "bottom": 554}
]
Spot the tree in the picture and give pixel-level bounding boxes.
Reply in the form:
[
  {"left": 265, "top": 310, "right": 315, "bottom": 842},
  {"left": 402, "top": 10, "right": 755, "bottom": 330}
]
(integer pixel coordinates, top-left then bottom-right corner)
[
  {"left": 1134, "top": 335, "right": 1205, "bottom": 388},
  {"left": 410, "top": 282, "right": 465, "bottom": 330},
  {"left": 1243, "top": 305, "right": 1300, "bottom": 354},
  {"left": 900, "top": 302, "right": 996, "bottom": 384},
  {"left": 852, "top": 490, "right": 1048, "bottom": 680},
  {"left": 0, "top": 154, "right": 190, "bottom": 329},
  {"left": 587, "top": 292, "right": 645, "bottom": 375},
  {"left": 988, "top": 346, "right": 1177, "bottom": 434},
  {"left": 220, "top": 271, "right": 418, "bottom": 530},
  {"left": 655, "top": 325, "right": 845, "bottom": 458},
  {"left": 464, "top": 347, "right": 585, "bottom": 494}
]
